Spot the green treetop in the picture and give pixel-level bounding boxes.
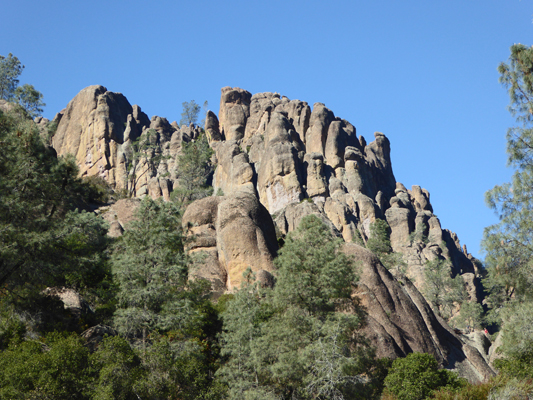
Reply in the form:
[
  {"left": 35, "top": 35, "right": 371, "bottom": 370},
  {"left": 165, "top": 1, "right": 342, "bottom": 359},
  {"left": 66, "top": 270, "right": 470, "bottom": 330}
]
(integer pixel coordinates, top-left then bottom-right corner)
[
  {"left": 0, "top": 53, "right": 45, "bottom": 117},
  {"left": 218, "top": 215, "right": 376, "bottom": 400},
  {"left": 111, "top": 198, "right": 201, "bottom": 349},
  {"left": 482, "top": 43, "right": 533, "bottom": 378}
]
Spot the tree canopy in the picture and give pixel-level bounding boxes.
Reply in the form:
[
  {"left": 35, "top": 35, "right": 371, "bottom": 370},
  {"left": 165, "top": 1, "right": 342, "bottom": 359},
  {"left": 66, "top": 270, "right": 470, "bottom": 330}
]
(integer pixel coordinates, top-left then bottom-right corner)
[
  {"left": 179, "top": 100, "right": 201, "bottom": 127},
  {"left": 218, "top": 215, "right": 376, "bottom": 400},
  {"left": 0, "top": 53, "right": 45, "bottom": 117},
  {"left": 483, "top": 43, "right": 533, "bottom": 378},
  {"left": 0, "top": 108, "right": 109, "bottom": 296}
]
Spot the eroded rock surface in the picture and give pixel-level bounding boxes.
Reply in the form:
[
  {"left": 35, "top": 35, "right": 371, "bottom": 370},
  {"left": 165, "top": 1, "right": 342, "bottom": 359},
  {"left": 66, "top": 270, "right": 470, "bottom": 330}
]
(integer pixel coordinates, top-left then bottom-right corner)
[
  {"left": 344, "top": 244, "right": 494, "bottom": 382},
  {"left": 182, "top": 192, "right": 278, "bottom": 296}
]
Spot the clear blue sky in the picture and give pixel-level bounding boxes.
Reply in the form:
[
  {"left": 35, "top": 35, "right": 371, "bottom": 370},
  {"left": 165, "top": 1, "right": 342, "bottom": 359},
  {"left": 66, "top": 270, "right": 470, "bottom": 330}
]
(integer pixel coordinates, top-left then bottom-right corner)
[{"left": 2, "top": 0, "right": 531, "bottom": 260}]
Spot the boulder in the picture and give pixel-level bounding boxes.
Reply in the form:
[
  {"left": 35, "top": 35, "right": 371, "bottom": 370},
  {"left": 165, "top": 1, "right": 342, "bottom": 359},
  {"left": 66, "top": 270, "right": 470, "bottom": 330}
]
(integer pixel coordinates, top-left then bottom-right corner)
[{"left": 182, "top": 193, "right": 278, "bottom": 294}]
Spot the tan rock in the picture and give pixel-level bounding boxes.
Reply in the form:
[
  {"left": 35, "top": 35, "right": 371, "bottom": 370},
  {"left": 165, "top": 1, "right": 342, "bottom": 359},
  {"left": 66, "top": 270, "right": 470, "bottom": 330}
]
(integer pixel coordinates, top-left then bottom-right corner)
[
  {"left": 182, "top": 193, "right": 278, "bottom": 294},
  {"left": 344, "top": 243, "right": 495, "bottom": 382},
  {"left": 219, "top": 87, "right": 251, "bottom": 141},
  {"left": 52, "top": 85, "right": 134, "bottom": 184},
  {"left": 257, "top": 141, "right": 303, "bottom": 213},
  {"left": 305, "top": 103, "right": 334, "bottom": 155},
  {"left": 305, "top": 152, "right": 328, "bottom": 198}
]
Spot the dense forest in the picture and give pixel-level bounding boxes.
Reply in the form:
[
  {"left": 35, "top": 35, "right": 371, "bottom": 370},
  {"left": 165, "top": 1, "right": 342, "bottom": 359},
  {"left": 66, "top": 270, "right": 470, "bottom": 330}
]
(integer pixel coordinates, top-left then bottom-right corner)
[{"left": 0, "top": 46, "right": 532, "bottom": 400}]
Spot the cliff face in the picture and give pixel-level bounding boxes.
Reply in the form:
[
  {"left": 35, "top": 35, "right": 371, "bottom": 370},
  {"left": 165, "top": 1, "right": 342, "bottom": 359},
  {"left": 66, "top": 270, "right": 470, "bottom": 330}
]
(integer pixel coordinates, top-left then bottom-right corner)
[
  {"left": 51, "top": 85, "right": 491, "bottom": 381},
  {"left": 52, "top": 85, "right": 203, "bottom": 200},
  {"left": 208, "top": 87, "right": 482, "bottom": 304}
]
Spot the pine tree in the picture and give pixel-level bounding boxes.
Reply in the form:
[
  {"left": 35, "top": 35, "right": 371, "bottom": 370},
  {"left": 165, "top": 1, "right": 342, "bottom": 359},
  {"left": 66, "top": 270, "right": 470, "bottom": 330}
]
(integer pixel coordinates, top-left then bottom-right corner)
[
  {"left": 483, "top": 43, "right": 533, "bottom": 375},
  {"left": 111, "top": 198, "right": 199, "bottom": 349},
  {"left": 0, "top": 107, "right": 108, "bottom": 296},
  {"left": 173, "top": 132, "right": 214, "bottom": 206},
  {"left": 179, "top": 100, "right": 201, "bottom": 127},
  {"left": 218, "top": 216, "right": 374, "bottom": 400},
  {"left": 422, "top": 259, "right": 465, "bottom": 322},
  {"left": 0, "top": 53, "right": 45, "bottom": 116}
]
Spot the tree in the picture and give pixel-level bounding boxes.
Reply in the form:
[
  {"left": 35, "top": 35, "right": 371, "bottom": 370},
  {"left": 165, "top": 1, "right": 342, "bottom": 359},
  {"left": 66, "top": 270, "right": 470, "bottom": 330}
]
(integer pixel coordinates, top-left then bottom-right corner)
[
  {"left": 422, "top": 259, "right": 465, "bottom": 322},
  {"left": 111, "top": 198, "right": 199, "bottom": 349},
  {"left": 367, "top": 219, "right": 407, "bottom": 274},
  {"left": 218, "top": 216, "right": 375, "bottom": 400},
  {"left": 383, "top": 353, "right": 465, "bottom": 400},
  {"left": 366, "top": 219, "right": 391, "bottom": 257},
  {"left": 0, "top": 53, "right": 23, "bottom": 100},
  {"left": 0, "top": 107, "right": 109, "bottom": 298},
  {"left": 482, "top": 43, "right": 533, "bottom": 374},
  {"left": 14, "top": 83, "right": 45, "bottom": 118},
  {"left": 173, "top": 132, "right": 214, "bottom": 206},
  {"left": 483, "top": 44, "right": 533, "bottom": 308},
  {"left": 0, "top": 332, "right": 92, "bottom": 399},
  {"left": 91, "top": 335, "right": 144, "bottom": 400},
  {"left": 179, "top": 100, "right": 201, "bottom": 127},
  {"left": 0, "top": 53, "right": 45, "bottom": 116}
]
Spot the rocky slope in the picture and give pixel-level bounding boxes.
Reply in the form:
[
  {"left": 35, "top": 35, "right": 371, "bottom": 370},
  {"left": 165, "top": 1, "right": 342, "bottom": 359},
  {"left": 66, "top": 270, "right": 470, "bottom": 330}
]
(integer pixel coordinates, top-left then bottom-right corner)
[{"left": 50, "top": 85, "right": 492, "bottom": 381}]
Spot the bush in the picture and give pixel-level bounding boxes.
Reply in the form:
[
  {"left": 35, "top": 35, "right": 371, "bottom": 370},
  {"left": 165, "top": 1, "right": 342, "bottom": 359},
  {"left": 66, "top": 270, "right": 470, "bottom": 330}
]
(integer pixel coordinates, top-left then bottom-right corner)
[
  {"left": 383, "top": 353, "right": 465, "bottom": 400},
  {"left": 433, "top": 380, "right": 492, "bottom": 400}
]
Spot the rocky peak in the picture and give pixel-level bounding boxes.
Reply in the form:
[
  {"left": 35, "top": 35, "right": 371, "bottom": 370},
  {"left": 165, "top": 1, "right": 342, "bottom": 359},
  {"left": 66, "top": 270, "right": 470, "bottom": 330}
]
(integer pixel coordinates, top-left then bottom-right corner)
[{"left": 51, "top": 85, "right": 492, "bottom": 380}]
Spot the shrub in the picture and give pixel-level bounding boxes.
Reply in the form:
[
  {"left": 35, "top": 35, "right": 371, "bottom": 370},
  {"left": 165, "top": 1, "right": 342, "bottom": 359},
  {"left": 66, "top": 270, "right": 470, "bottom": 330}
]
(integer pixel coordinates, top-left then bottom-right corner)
[{"left": 383, "top": 353, "right": 465, "bottom": 400}]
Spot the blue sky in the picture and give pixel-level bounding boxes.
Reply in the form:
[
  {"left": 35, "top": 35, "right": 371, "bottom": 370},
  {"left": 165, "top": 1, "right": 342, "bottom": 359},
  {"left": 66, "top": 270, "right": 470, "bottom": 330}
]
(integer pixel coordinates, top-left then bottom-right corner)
[{"left": 2, "top": 0, "right": 532, "bottom": 259}]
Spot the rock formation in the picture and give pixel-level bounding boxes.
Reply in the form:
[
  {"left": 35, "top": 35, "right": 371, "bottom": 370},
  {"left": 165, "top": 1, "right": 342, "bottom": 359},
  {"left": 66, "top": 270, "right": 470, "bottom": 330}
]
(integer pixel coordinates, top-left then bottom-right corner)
[
  {"left": 182, "top": 192, "right": 278, "bottom": 297},
  {"left": 50, "top": 85, "right": 492, "bottom": 380},
  {"left": 51, "top": 85, "right": 203, "bottom": 200}
]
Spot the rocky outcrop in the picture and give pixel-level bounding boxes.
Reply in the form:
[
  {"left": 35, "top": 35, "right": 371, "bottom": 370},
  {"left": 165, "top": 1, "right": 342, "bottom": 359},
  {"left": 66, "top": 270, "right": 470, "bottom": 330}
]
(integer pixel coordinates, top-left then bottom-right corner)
[
  {"left": 182, "top": 192, "right": 278, "bottom": 297},
  {"left": 51, "top": 84, "right": 483, "bottom": 307},
  {"left": 51, "top": 85, "right": 203, "bottom": 199},
  {"left": 96, "top": 198, "right": 141, "bottom": 237},
  {"left": 344, "top": 243, "right": 494, "bottom": 382},
  {"left": 51, "top": 85, "right": 490, "bottom": 380}
]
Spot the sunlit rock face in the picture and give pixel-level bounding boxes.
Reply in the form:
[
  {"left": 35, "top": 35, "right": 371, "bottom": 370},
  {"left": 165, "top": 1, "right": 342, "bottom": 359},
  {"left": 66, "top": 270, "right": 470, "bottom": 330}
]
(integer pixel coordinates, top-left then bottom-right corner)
[
  {"left": 52, "top": 85, "right": 201, "bottom": 199},
  {"left": 52, "top": 84, "right": 483, "bottom": 307}
]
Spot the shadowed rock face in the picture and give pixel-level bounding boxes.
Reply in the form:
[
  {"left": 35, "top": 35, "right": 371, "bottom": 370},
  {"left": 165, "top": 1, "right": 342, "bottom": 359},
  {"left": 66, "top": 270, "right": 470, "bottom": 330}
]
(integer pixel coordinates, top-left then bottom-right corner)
[
  {"left": 52, "top": 85, "right": 490, "bottom": 380},
  {"left": 344, "top": 244, "right": 494, "bottom": 382}
]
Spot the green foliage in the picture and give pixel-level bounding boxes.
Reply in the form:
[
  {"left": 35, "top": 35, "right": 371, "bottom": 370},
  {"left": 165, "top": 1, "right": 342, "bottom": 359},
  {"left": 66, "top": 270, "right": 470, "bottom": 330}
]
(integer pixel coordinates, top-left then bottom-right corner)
[
  {"left": 111, "top": 198, "right": 197, "bottom": 346},
  {"left": 91, "top": 335, "right": 144, "bottom": 400},
  {"left": 492, "top": 301, "right": 533, "bottom": 379},
  {"left": 409, "top": 222, "right": 429, "bottom": 245},
  {"left": 218, "top": 216, "right": 376, "bottom": 400},
  {"left": 422, "top": 259, "right": 466, "bottom": 321},
  {"left": 483, "top": 44, "right": 533, "bottom": 311},
  {"left": 82, "top": 175, "right": 114, "bottom": 204},
  {"left": 432, "top": 380, "right": 493, "bottom": 400},
  {"left": 173, "top": 132, "right": 215, "bottom": 206},
  {"left": 0, "top": 108, "right": 110, "bottom": 298},
  {"left": 0, "top": 332, "right": 92, "bottom": 400},
  {"left": 366, "top": 219, "right": 407, "bottom": 273},
  {"left": 487, "top": 376, "right": 533, "bottom": 400},
  {"left": 383, "top": 353, "right": 465, "bottom": 400},
  {"left": 366, "top": 219, "right": 391, "bottom": 257},
  {"left": 0, "top": 53, "right": 24, "bottom": 100},
  {"left": 180, "top": 100, "right": 201, "bottom": 127},
  {"left": 482, "top": 44, "right": 533, "bottom": 372},
  {"left": 14, "top": 83, "right": 45, "bottom": 118},
  {"left": 451, "top": 300, "right": 484, "bottom": 332},
  {"left": 352, "top": 228, "right": 365, "bottom": 246},
  {"left": 0, "top": 53, "right": 45, "bottom": 116}
]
